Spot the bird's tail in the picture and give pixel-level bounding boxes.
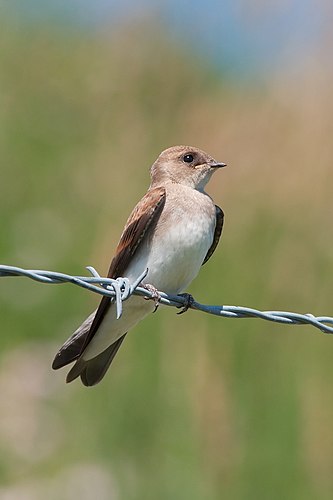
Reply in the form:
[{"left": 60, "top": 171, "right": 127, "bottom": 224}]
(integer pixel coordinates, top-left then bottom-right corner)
[
  {"left": 52, "top": 309, "right": 127, "bottom": 386},
  {"left": 66, "top": 335, "right": 126, "bottom": 386},
  {"left": 52, "top": 311, "right": 96, "bottom": 370}
]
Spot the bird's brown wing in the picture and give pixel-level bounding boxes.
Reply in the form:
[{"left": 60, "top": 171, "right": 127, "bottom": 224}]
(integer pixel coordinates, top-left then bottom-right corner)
[
  {"left": 107, "top": 186, "right": 166, "bottom": 278},
  {"left": 80, "top": 186, "right": 166, "bottom": 353},
  {"left": 52, "top": 186, "right": 166, "bottom": 375},
  {"left": 202, "top": 205, "right": 224, "bottom": 265}
]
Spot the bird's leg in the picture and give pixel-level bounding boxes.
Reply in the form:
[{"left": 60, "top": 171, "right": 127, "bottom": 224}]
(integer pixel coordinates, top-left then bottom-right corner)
[
  {"left": 177, "top": 293, "right": 195, "bottom": 315},
  {"left": 143, "top": 284, "right": 161, "bottom": 312}
]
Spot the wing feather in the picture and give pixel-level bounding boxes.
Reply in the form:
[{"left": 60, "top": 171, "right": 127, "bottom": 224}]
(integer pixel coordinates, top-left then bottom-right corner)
[
  {"left": 80, "top": 186, "right": 166, "bottom": 353},
  {"left": 202, "top": 205, "right": 224, "bottom": 265}
]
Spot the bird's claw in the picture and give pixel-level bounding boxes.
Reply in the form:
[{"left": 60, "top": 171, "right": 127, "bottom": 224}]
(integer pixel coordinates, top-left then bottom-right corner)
[
  {"left": 143, "top": 284, "right": 161, "bottom": 312},
  {"left": 177, "top": 293, "right": 195, "bottom": 315}
]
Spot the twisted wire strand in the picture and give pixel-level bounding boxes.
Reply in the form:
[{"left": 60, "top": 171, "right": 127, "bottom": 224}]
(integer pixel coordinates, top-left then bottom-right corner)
[{"left": 0, "top": 264, "right": 332, "bottom": 334}]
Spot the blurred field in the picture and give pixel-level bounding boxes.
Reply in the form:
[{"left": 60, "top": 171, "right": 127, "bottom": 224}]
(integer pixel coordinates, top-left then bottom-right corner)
[{"left": 0, "top": 13, "right": 333, "bottom": 500}]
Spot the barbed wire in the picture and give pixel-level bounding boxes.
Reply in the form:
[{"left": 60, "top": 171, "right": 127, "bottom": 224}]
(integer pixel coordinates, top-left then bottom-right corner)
[{"left": 0, "top": 264, "right": 332, "bottom": 334}]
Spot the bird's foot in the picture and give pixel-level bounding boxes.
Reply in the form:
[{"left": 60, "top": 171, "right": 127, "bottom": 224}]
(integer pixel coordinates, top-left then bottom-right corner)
[
  {"left": 177, "top": 293, "right": 195, "bottom": 315},
  {"left": 143, "top": 284, "right": 161, "bottom": 312}
]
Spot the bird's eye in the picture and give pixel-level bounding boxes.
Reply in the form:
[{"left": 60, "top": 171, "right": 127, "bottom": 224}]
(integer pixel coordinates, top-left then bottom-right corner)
[{"left": 183, "top": 154, "right": 194, "bottom": 163}]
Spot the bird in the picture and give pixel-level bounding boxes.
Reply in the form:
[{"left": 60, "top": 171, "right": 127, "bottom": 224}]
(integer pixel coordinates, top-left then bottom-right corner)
[{"left": 52, "top": 145, "right": 226, "bottom": 386}]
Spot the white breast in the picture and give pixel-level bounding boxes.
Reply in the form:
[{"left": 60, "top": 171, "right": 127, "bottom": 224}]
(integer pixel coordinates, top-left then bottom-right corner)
[{"left": 126, "top": 185, "right": 216, "bottom": 294}]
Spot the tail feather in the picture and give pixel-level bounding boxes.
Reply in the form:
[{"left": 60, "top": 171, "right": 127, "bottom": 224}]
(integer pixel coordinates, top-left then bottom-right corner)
[
  {"left": 52, "top": 311, "right": 96, "bottom": 370},
  {"left": 66, "top": 335, "right": 127, "bottom": 386}
]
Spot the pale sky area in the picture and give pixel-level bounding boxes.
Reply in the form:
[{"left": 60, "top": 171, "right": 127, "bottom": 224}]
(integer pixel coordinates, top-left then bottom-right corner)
[{"left": 3, "top": 0, "right": 331, "bottom": 77}]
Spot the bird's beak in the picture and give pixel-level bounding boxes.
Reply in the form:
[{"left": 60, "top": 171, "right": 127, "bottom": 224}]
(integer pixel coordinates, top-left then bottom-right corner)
[{"left": 209, "top": 162, "right": 227, "bottom": 169}]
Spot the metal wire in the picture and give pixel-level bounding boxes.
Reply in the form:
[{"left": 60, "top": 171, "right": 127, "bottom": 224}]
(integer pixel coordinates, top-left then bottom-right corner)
[{"left": 0, "top": 264, "right": 332, "bottom": 334}]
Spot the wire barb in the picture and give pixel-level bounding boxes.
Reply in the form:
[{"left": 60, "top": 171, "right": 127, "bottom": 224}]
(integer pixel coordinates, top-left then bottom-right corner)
[{"left": 0, "top": 264, "right": 332, "bottom": 334}]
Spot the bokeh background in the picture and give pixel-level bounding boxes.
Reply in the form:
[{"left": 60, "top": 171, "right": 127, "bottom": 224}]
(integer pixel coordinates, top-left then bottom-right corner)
[{"left": 1, "top": 1, "right": 333, "bottom": 499}]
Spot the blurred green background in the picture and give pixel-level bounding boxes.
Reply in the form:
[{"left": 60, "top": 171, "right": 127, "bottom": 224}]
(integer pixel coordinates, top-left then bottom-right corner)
[{"left": 0, "top": 2, "right": 333, "bottom": 499}]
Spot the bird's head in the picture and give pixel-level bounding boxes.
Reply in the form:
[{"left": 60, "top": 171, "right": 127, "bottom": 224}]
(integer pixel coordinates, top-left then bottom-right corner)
[{"left": 150, "top": 145, "right": 226, "bottom": 190}]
